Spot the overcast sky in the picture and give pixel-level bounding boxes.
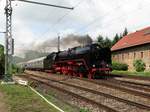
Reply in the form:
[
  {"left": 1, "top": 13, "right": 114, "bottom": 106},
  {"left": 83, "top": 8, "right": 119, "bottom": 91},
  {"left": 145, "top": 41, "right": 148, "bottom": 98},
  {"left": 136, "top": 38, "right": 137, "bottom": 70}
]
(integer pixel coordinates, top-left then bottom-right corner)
[{"left": 0, "top": 0, "right": 150, "bottom": 56}]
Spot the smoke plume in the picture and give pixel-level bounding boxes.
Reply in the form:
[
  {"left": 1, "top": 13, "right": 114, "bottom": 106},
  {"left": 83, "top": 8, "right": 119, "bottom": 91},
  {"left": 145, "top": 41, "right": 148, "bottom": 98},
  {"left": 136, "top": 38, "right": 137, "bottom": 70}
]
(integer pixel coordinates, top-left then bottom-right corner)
[
  {"left": 14, "top": 34, "right": 93, "bottom": 61},
  {"left": 35, "top": 34, "right": 93, "bottom": 52}
]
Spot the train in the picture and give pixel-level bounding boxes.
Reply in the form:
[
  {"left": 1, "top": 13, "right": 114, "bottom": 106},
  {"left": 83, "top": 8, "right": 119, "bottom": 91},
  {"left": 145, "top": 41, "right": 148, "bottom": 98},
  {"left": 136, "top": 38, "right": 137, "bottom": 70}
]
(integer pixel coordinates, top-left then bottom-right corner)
[{"left": 18, "top": 43, "right": 112, "bottom": 79}]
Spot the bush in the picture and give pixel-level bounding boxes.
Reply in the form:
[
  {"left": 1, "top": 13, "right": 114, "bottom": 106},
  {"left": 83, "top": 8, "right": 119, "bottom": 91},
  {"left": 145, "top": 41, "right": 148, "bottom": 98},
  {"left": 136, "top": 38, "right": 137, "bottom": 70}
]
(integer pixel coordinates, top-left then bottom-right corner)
[
  {"left": 112, "top": 62, "right": 128, "bottom": 71},
  {"left": 12, "top": 64, "right": 24, "bottom": 74},
  {"left": 133, "top": 59, "right": 145, "bottom": 72},
  {"left": 0, "top": 44, "right": 4, "bottom": 76},
  {"left": 80, "top": 108, "right": 90, "bottom": 112}
]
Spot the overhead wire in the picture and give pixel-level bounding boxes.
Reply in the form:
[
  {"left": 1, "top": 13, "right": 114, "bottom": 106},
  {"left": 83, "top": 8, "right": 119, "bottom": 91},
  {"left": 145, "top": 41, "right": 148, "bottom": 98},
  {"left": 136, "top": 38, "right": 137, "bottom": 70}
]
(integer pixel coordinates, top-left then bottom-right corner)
[
  {"left": 12, "top": 0, "right": 150, "bottom": 49},
  {"left": 12, "top": 0, "right": 74, "bottom": 10},
  {"left": 42, "top": 0, "right": 147, "bottom": 40},
  {"left": 39, "top": 0, "right": 86, "bottom": 39},
  {"left": 13, "top": 0, "right": 85, "bottom": 50},
  {"left": 72, "top": 0, "right": 131, "bottom": 34},
  {"left": 78, "top": 0, "right": 150, "bottom": 35}
]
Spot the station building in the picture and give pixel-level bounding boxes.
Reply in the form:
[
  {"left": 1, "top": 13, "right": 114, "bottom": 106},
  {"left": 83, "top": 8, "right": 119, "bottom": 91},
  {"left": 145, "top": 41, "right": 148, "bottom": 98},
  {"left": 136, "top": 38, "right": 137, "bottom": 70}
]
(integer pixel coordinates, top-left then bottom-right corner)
[{"left": 111, "top": 27, "right": 150, "bottom": 71}]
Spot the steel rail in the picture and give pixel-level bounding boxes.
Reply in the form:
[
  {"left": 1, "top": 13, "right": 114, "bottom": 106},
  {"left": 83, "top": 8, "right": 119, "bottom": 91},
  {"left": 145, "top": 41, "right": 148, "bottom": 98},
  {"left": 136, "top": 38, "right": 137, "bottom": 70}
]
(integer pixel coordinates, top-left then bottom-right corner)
[
  {"left": 110, "top": 74, "right": 150, "bottom": 81},
  {"left": 107, "top": 79, "right": 150, "bottom": 93},
  {"left": 24, "top": 72, "right": 150, "bottom": 111},
  {"left": 25, "top": 75, "right": 118, "bottom": 112},
  {"left": 113, "top": 79, "right": 150, "bottom": 87},
  {"left": 78, "top": 78, "right": 150, "bottom": 99}
]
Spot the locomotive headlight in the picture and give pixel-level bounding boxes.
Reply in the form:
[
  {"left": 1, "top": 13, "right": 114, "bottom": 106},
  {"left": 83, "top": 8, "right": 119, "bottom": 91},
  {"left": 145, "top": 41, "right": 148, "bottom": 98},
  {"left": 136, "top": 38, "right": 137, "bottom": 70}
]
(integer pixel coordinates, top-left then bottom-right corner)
[
  {"left": 93, "top": 64, "right": 95, "bottom": 67},
  {"left": 106, "top": 64, "right": 109, "bottom": 67}
]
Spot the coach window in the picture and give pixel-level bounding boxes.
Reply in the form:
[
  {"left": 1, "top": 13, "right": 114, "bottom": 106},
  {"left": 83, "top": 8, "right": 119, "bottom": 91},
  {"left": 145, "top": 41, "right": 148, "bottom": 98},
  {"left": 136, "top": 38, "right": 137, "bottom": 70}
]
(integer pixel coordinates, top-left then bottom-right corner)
[{"left": 141, "top": 52, "right": 144, "bottom": 58}]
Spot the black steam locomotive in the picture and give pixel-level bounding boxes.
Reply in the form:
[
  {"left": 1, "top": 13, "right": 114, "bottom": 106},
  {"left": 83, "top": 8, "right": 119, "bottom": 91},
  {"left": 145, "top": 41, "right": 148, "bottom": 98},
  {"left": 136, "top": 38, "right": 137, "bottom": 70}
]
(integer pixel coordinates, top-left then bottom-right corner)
[{"left": 21, "top": 43, "right": 111, "bottom": 79}]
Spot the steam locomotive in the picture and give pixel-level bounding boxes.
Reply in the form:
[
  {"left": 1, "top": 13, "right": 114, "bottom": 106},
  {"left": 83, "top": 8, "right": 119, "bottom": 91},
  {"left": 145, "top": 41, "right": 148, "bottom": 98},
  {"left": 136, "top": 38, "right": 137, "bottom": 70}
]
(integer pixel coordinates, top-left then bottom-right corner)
[{"left": 19, "top": 43, "right": 112, "bottom": 79}]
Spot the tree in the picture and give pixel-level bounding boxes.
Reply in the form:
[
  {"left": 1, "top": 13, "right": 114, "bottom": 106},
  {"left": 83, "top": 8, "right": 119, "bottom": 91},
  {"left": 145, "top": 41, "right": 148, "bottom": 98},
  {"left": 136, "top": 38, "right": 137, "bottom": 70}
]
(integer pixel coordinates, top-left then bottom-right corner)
[
  {"left": 123, "top": 28, "right": 128, "bottom": 36},
  {"left": 112, "top": 33, "right": 120, "bottom": 46},
  {"left": 97, "top": 35, "right": 104, "bottom": 47},
  {"left": 119, "top": 33, "right": 123, "bottom": 39},
  {"left": 103, "top": 37, "right": 112, "bottom": 48},
  {"left": 0, "top": 44, "right": 5, "bottom": 76},
  {"left": 97, "top": 35, "right": 112, "bottom": 48}
]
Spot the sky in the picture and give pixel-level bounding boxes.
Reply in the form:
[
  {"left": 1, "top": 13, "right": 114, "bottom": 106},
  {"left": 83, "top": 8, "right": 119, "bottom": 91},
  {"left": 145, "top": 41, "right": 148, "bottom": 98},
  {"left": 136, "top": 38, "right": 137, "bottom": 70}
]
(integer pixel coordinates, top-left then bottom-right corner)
[{"left": 0, "top": 0, "right": 150, "bottom": 56}]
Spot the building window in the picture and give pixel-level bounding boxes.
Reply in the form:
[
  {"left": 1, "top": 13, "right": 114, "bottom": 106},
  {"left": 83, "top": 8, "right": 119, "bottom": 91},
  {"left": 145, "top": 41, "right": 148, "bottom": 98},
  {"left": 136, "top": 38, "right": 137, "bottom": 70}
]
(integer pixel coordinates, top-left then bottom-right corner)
[
  {"left": 122, "top": 54, "right": 124, "bottom": 60},
  {"left": 134, "top": 52, "right": 136, "bottom": 59},
  {"left": 141, "top": 52, "right": 143, "bottom": 58},
  {"left": 117, "top": 55, "right": 119, "bottom": 61},
  {"left": 128, "top": 53, "right": 130, "bottom": 59}
]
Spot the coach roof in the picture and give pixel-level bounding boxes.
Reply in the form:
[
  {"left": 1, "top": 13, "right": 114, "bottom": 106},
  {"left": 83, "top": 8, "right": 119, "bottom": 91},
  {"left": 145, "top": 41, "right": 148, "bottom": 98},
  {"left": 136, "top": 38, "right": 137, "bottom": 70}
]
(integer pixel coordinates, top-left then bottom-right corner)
[{"left": 27, "top": 56, "right": 46, "bottom": 63}]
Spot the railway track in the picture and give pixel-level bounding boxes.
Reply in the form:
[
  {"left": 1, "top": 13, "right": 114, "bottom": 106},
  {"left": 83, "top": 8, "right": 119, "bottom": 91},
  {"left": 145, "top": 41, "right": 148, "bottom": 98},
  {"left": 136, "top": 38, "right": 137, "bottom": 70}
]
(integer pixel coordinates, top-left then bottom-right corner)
[
  {"left": 113, "top": 77, "right": 150, "bottom": 88},
  {"left": 25, "top": 71, "right": 150, "bottom": 96},
  {"left": 23, "top": 74, "right": 117, "bottom": 112},
  {"left": 79, "top": 78, "right": 150, "bottom": 99},
  {"left": 111, "top": 73, "right": 150, "bottom": 81},
  {"left": 22, "top": 71, "right": 150, "bottom": 112},
  {"left": 106, "top": 78, "right": 150, "bottom": 93},
  {"left": 25, "top": 70, "right": 150, "bottom": 99}
]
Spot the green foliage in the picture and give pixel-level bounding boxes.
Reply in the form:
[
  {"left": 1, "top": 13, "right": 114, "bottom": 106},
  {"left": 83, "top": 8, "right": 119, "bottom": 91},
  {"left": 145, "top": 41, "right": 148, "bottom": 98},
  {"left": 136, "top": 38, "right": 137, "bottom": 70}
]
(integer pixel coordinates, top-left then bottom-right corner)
[
  {"left": 97, "top": 35, "right": 112, "bottom": 48},
  {"left": 133, "top": 59, "right": 146, "bottom": 72},
  {"left": 96, "top": 27, "right": 128, "bottom": 48},
  {"left": 123, "top": 27, "right": 128, "bottom": 36},
  {"left": 119, "top": 33, "right": 123, "bottom": 39},
  {"left": 112, "top": 33, "right": 120, "bottom": 46},
  {"left": 0, "top": 44, "right": 5, "bottom": 76},
  {"left": 103, "top": 37, "right": 112, "bottom": 48},
  {"left": 80, "top": 108, "right": 90, "bottom": 112},
  {"left": 97, "top": 35, "right": 104, "bottom": 47},
  {"left": 112, "top": 70, "right": 150, "bottom": 77},
  {"left": 12, "top": 64, "right": 24, "bottom": 74},
  {"left": 112, "top": 62, "right": 128, "bottom": 71}
]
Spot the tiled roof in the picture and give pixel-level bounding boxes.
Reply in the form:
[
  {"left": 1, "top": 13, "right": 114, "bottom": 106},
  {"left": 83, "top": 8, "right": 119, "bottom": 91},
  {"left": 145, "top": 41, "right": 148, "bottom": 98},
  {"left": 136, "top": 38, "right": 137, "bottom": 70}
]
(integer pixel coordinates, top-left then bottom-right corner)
[{"left": 111, "top": 26, "right": 150, "bottom": 51}]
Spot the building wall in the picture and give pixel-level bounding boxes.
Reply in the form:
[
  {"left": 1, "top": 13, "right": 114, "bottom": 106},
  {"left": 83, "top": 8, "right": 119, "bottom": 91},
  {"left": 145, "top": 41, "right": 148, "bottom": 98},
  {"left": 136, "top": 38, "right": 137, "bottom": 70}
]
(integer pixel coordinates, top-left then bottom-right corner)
[{"left": 112, "top": 43, "right": 150, "bottom": 71}]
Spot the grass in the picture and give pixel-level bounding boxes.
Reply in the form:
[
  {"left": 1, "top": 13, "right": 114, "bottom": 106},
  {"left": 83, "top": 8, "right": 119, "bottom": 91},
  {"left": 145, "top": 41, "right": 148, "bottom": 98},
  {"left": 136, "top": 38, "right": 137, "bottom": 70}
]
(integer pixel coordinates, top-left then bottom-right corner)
[
  {"left": 80, "top": 108, "right": 90, "bottom": 112},
  {"left": 0, "top": 84, "right": 59, "bottom": 112},
  {"left": 111, "top": 70, "right": 150, "bottom": 77}
]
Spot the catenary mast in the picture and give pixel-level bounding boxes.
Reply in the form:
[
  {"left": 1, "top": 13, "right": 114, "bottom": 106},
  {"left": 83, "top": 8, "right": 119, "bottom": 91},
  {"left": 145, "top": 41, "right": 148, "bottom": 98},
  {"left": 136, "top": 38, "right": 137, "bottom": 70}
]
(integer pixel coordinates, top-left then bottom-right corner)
[
  {"left": 3, "top": 0, "right": 73, "bottom": 82},
  {"left": 4, "top": 0, "right": 13, "bottom": 81}
]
